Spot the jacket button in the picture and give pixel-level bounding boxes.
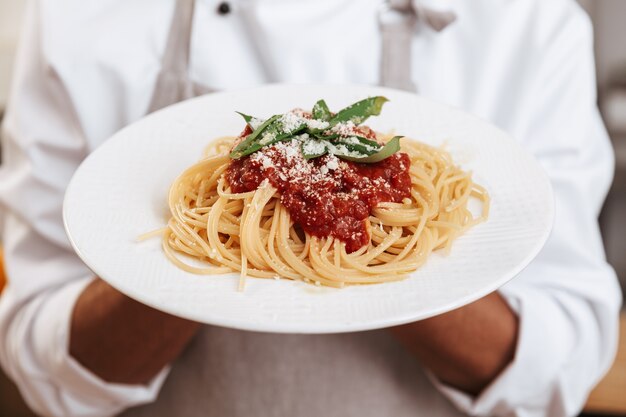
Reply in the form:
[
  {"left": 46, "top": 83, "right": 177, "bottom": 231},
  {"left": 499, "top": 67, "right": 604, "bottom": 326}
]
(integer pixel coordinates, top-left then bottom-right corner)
[{"left": 217, "top": 2, "right": 231, "bottom": 15}]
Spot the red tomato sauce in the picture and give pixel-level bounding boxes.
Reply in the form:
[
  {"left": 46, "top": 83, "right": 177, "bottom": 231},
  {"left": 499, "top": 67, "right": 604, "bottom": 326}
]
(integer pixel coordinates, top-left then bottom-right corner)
[{"left": 226, "top": 139, "right": 411, "bottom": 253}]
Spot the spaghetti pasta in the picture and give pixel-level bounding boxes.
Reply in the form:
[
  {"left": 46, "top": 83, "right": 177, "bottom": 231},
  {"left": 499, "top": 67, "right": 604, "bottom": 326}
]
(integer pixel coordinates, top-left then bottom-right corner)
[{"left": 157, "top": 133, "right": 489, "bottom": 289}]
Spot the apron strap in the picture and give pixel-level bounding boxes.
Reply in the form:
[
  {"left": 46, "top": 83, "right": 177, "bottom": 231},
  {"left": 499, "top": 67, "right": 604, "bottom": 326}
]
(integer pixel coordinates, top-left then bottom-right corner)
[
  {"left": 147, "top": 0, "right": 455, "bottom": 112},
  {"left": 147, "top": 0, "right": 198, "bottom": 113},
  {"left": 378, "top": 0, "right": 456, "bottom": 92}
]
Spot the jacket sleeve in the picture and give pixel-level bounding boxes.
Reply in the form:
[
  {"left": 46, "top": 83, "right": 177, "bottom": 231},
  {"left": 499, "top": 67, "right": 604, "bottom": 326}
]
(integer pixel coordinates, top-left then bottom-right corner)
[
  {"left": 433, "top": 3, "right": 622, "bottom": 417},
  {"left": 0, "top": 2, "right": 167, "bottom": 416}
]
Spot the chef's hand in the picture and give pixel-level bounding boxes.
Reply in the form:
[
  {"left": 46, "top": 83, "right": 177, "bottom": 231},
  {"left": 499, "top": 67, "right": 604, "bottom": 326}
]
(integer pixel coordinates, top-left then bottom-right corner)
[
  {"left": 70, "top": 278, "right": 200, "bottom": 384},
  {"left": 70, "top": 278, "right": 517, "bottom": 391},
  {"left": 390, "top": 292, "right": 518, "bottom": 396}
]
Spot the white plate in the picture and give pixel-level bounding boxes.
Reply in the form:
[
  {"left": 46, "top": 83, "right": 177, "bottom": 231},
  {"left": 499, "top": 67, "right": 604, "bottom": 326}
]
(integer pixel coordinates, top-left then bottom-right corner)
[{"left": 64, "top": 84, "right": 553, "bottom": 333}]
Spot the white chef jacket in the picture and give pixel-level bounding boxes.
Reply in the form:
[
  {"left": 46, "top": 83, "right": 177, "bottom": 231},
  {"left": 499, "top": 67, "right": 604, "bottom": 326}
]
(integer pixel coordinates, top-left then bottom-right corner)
[{"left": 0, "top": 0, "right": 621, "bottom": 416}]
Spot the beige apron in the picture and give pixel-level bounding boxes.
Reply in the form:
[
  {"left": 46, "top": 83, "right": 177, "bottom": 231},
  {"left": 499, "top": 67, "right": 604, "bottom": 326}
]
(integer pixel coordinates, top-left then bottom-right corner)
[{"left": 123, "top": 2, "right": 463, "bottom": 416}]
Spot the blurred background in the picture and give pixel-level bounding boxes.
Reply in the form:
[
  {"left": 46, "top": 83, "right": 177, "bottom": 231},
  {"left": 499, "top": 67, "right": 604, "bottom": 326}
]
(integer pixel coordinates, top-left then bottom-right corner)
[{"left": 0, "top": 1, "right": 625, "bottom": 416}]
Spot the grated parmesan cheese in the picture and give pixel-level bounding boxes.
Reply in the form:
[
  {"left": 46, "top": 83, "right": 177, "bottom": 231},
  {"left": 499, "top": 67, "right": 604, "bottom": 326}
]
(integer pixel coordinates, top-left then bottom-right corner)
[
  {"left": 302, "top": 139, "right": 326, "bottom": 156},
  {"left": 305, "top": 118, "right": 330, "bottom": 130},
  {"left": 279, "top": 112, "right": 304, "bottom": 132},
  {"left": 279, "top": 111, "right": 330, "bottom": 134},
  {"left": 325, "top": 155, "right": 339, "bottom": 171},
  {"left": 331, "top": 121, "right": 357, "bottom": 136}
]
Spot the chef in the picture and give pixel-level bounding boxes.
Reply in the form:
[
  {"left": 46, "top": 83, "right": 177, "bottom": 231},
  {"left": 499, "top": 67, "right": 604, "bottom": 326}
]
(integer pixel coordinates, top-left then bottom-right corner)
[{"left": 0, "top": 0, "right": 620, "bottom": 416}]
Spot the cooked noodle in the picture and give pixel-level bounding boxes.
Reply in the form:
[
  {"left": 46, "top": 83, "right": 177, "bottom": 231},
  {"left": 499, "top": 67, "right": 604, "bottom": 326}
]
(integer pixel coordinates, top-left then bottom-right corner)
[{"left": 152, "top": 136, "right": 489, "bottom": 289}]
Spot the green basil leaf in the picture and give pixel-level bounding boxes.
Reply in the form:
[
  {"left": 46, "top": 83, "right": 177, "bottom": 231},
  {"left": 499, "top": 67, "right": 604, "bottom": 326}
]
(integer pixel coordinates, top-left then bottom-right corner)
[
  {"left": 312, "top": 99, "right": 332, "bottom": 121},
  {"left": 231, "top": 98, "right": 398, "bottom": 161},
  {"left": 257, "top": 117, "right": 307, "bottom": 146},
  {"left": 258, "top": 129, "right": 303, "bottom": 148},
  {"left": 232, "top": 115, "right": 309, "bottom": 159},
  {"left": 238, "top": 134, "right": 295, "bottom": 158},
  {"left": 335, "top": 136, "right": 382, "bottom": 153},
  {"left": 235, "top": 111, "right": 254, "bottom": 126},
  {"left": 332, "top": 141, "right": 376, "bottom": 157},
  {"left": 309, "top": 131, "right": 338, "bottom": 141},
  {"left": 230, "top": 114, "right": 280, "bottom": 159},
  {"left": 324, "top": 142, "right": 370, "bottom": 159},
  {"left": 338, "top": 136, "right": 402, "bottom": 163},
  {"left": 330, "top": 96, "right": 389, "bottom": 126}
]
